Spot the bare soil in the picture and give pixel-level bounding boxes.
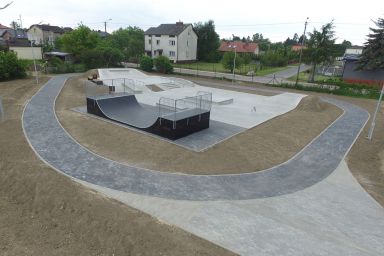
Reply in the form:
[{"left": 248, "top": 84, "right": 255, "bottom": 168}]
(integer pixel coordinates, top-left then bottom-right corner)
[
  {"left": 56, "top": 74, "right": 342, "bottom": 175},
  {"left": 0, "top": 76, "right": 236, "bottom": 256}
]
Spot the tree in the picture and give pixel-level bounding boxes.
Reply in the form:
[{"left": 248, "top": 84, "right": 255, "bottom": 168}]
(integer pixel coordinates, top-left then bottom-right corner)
[
  {"left": 221, "top": 51, "right": 243, "bottom": 72},
  {"left": 0, "top": 51, "right": 27, "bottom": 81},
  {"left": 139, "top": 55, "right": 153, "bottom": 72},
  {"left": 303, "top": 21, "right": 336, "bottom": 82},
  {"left": 194, "top": 20, "right": 220, "bottom": 62},
  {"left": 81, "top": 46, "right": 124, "bottom": 69},
  {"left": 56, "top": 24, "right": 101, "bottom": 59},
  {"left": 332, "top": 40, "right": 352, "bottom": 57},
  {"left": 357, "top": 17, "right": 384, "bottom": 70},
  {"left": 10, "top": 21, "right": 20, "bottom": 30},
  {"left": 252, "top": 33, "right": 271, "bottom": 52},
  {"left": 153, "top": 56, "right": 173, "bottom": 74},
  {"left": 107, "top": 27, "right": 144, "bottom": 62}
]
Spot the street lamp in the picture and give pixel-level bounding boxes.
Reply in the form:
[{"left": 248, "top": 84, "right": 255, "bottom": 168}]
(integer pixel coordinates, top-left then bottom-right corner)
[
  {"left": 228, "top": 44, "right": 237, "bottom": 85},
  {"left": 295, "top": 17, "right": 309, "bottom": 86},
  {"left": 104, "top": 18, "right": 112, "bottom": 33}
]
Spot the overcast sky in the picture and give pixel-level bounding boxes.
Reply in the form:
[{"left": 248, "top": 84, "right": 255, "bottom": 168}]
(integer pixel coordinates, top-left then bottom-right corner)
[{"left": 1, "top": 0, "right": 383, "bottom": 45}]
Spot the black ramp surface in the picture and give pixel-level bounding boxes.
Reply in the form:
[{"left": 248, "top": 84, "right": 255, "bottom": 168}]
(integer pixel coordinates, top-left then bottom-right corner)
[{"left": 96, "top": 95, "right": 159, "bottom": 129}]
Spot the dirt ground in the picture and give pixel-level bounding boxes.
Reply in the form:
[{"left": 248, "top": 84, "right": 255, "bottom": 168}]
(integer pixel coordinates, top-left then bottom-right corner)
[
  {"left": 0, "top": 76, "right": 236, "bottom": 256},
  {"left": 56, "top": 74, "right": 342, "bottom": 174},
  {"left": 1, "top": 72, "right": 383, "bottom": 256}
]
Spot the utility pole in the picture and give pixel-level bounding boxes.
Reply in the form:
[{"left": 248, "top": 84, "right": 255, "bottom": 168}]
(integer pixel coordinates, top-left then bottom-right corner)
[
  {"left": 18, "top": 14, "right": 23, "bottom": 28},
  {"left": 367, "top": 82, "right": 384, "bottom": 140},
  {"left": 295, "top": 17, "right": 309, "bottom": 86},
  {"left": 104, "top": 18, "right": 112, "bottom": 33}
]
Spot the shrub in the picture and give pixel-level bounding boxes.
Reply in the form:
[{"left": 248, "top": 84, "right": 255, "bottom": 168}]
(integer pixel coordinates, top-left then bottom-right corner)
[
  {"left": 81, "top": 47, "right": 124, "bottom": 69},
  {"left": 139, "top": 55, "right": 153, "bottom": 72},
  {"left": 0, "top": 51, "right": 27, "bottom": 81},
  {"left": 260, "top": 51, "right": 288, "bottom": 67},
  {"left": 221, "top": 51, "right": 243, "bottom": 72},
  {"left": 153, "top": 56, "right": 173, "bottom": 73}
]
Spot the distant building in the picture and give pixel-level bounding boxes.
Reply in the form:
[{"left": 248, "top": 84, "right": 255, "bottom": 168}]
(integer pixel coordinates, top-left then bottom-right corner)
[
  {"left": 291, "top": 44, "right": 307, "bottom": 52},
  {"left": 27, "top": 24, "right": 67, "bottom": 45},
  {"left": 219, "top": 41, "right": 259, "bottom": 55},
  {"left": 342, "top": 55, "right": 384, "bottom": 85},
  {"left": 144, "top": 22, "right": 198, "bottom": 63},
  {"left": 8, "top": 38, "right": 43, "bottom": 60}
]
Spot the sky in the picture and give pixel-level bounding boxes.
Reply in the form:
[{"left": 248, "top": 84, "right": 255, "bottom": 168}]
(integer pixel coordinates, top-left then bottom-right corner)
[{"left": 1, "top": 0, "right": 383, "bottom": 45}]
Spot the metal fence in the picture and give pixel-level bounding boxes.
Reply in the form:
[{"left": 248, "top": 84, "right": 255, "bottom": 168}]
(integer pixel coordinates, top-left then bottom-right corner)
[{"left": 158, "top": 91, "right": 212, "bottom": 128}]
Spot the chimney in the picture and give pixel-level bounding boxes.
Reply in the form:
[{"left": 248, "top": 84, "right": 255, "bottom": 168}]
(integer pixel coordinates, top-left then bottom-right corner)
[{"left": 176, "top": 21, "right": 183, "bottom": 26}]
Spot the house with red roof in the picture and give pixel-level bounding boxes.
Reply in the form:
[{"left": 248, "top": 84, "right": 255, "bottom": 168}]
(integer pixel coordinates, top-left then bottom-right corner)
[{"left": 219, "top": 41, "right": 259, "bottom": 55}]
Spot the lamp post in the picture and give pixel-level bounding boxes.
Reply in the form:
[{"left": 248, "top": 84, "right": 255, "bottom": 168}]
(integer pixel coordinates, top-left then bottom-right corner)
[
  {"left": 295, "top": 17, "right": 309, "bottom": 86},
  {"left": 229, "top": 44, "right": 237, "bottom": 85},
  {"left": 104, "top": 18, "right": 112, "bottom": 33},
  {"left": 30, "top": 40, "right": 39, "bottom": 84}
]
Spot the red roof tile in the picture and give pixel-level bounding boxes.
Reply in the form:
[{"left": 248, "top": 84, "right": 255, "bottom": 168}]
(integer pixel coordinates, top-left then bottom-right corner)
[{"left": 219, "top": 41, "right": 258, "bottom": 53}]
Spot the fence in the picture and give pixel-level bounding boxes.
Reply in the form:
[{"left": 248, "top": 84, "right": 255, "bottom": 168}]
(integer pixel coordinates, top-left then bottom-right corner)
[{"left": 158, "top": 91, "right": 212, "bottom": 129}]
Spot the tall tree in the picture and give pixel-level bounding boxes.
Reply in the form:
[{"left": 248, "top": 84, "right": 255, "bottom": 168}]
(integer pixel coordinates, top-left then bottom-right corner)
[
  {"left": 357, "top": 17, "right": 384, "bottom": 70},
  {"left": 56, "top": 24, "right": 101, "bottom": 58},
  {"left": 107, "top": 26, "right": 144, "bottom": 61},
  {"left": 252, "top": 33, "right": 271, "bottom": 52},
  {"left": 303, "top": 21, "right": 336, "bottom": 82},
  {"left": 194, "top": 20, "right": 220, "bottom": 62},
  {"left": 10, "top": 21, "right": 20, "bottom": 30}
]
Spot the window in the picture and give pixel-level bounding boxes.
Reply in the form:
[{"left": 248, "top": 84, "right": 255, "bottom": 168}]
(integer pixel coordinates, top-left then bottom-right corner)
[
  {"left": 156, "top": 40, "right": 160, "bottom": 45},
  {"left": 169, "top": 51, "right": 175, "bottom": 57},
  {"left": 187, "top": 41, "right": 188, "bottom": 47},
  {"left": 148, "top": 39, "right": 152, "bottom": 44},
  {"left": 169, "top": 40, "right": 175, "bottom": 46}
]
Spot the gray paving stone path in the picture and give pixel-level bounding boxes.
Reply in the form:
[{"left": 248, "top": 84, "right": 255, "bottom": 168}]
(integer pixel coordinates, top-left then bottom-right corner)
[{"left": 23, "top": 75, "right": 369, "bottom": 201}]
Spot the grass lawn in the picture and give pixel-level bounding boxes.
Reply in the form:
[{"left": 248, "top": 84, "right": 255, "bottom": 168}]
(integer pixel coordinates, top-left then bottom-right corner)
[
  {"left": 287, "top": 71, "right": 340, "bottom": 83},
  {"left": 173, "top": 62, "right": 290, "bottom": 76}
]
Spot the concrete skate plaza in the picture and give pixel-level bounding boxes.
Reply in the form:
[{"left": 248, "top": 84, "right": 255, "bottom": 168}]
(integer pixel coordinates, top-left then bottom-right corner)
[{"left": 22, "top": 73, "right": 384, "bottom": 255}]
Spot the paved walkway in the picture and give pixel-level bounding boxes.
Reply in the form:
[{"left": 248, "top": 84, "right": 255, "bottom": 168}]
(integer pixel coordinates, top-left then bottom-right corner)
[
  {"left": 24, "top": 75, "right": 367, "bottom": 201},
  {"left": 22, "top": 75, "right": 384, "bottom": 255}
]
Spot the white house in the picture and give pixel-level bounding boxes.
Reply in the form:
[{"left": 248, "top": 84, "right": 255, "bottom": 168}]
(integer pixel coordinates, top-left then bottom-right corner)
[
  {"left": 27, "top": 24, "right": 68, "bottom": 45},
  {"left": 144, "top": 22, "right": 197, "bottom": 63}
]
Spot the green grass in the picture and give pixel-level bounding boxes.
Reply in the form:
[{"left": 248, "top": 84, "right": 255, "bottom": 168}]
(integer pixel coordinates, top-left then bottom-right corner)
[
  {"left": 173, "top": 61, "right": 290, "bottom": 76},
  {"left": 288, "top": 71, "right": 338, "bottom": 83}
]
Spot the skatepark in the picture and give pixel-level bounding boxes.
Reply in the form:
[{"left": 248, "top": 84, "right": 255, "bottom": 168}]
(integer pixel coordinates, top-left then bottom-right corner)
[{"left": 10, "top": 69, "right": 384, "bottom": 255}]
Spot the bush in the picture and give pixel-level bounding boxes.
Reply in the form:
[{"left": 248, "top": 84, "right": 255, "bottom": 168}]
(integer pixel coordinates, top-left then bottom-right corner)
[
  {"left": 81, "top": 47, "right": 124, "bottom": 69},
  {"left": 0, "top": 51, "right": 27, "bottom": 81},
  {"left": 153, "top": 56, "right": 173, "bottom": 74},
  {"left": 139, "top": 55, "right": 153, "bottom": 72},
  {"left": 221, "top": 51, "right": 243, "bottom": 72},
  {"left": 260, "top": 51, "right": 288, "bottom": 67}
]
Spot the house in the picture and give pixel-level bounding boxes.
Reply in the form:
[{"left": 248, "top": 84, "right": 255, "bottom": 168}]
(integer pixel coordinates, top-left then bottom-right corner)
[
  {"left": 342, "top": 55, "right": 384, "bottom": 85},
  {"left": 27, "top": 24, "right": 66, "bottom": 45},
  {"left": 8, "top": 38, "right": 43, "bottom": 60},
  {"left": 219, "top": 41, "right": 259, "bottom": 55},
  {"left": 144, "top": 22, "right": 198, "bottom": 63},
  {"left": 291, "top": 44, "right": 307, "bottom": 52}
]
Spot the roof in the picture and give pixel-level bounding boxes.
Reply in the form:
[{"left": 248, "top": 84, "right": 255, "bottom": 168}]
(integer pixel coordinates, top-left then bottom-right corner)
[
  {"left": 219, "top": 41, "right": 258, "bottom": 53},
  {"left": 44, "top": 51, "right": 72, "bottom": 57},
  {"left": 0, "top": 24, "right": 11, "bottom": 29},
  {"left": 145, "top": 22, "right": 192, "bottom": 36},
  {"left": 29, "top": 24, "right": 65, "bottom": 34},
  {"left": 8, "top": 38, "right": 31, "bottom": 47}
]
